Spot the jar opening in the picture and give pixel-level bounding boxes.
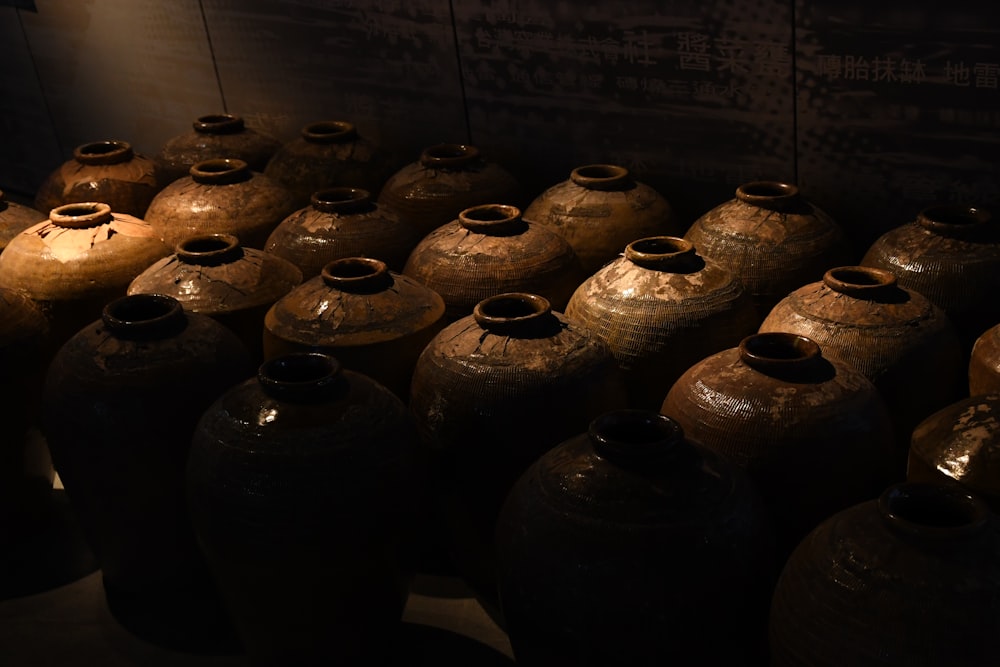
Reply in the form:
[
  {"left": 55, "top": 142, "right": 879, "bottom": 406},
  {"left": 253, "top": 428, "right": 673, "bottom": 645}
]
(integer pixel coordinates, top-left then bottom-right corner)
[
  {"left": 743, "top": 332, "right": 818, "bottom": 361},
  {"left": 78, "top": 141, "right": 127, "bottom": 157},
  {"left": 922, "top": 206, "right": 987, "bottom": 226},
  {"left": 739, "top": 181, "right": 797, "bottom": 198},
  {"left": 629, "top": 236, "right": 690, "bottom": 255},
  {"left": 879, "top": 483, "right": 988, "bottom": 537},
  {"left": 575, "top": 164, "right": 627, "bottom": 180},
  {"left": 325, "top": 257, "right": 383, "bottom": 279},
  {"left": 102, "top": 294, "right": 185, "bottom": 339},
  {"left": 106, "top": 294, "right": 176, "bottom": 323},
  {"left": 827, "top": 266, "right": 887, "bottom": 287},
  {"left": 176, "top": 234, "right": 243, "bottom": 264},
  {"left": 197, "top": 113, "right": 237, "bottom": 125},
  {"left": 478, "top": 293, "right": 548, "bottom": 319},
  {"left": 589, "top": 410, "right": 684, "bottom": 463},
  {"left": 57, "top": 203, "right": 105, "bottom": 218},
  {"left": 464, "top": 204, "right": 519, "bottom": 222},
  {"left": 262, "top": 353, "right": 339, "bottom": 385},
  {"left": 302, "top": 120, "right": 356, "bottom": 143},
  {"left": 180, "top": 236, "right": 234, "bottom": 254},
  {"left": 426, "top": 144, "right": 475, "bottom": 160},
  {"left": 473, "top": 293, "right": 556, "bottom": 335}
]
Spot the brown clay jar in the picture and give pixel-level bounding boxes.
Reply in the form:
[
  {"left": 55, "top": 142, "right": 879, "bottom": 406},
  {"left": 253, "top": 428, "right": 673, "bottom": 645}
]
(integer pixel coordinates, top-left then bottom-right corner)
[
  {"left": 565, "top": 236, "right": 758, "bottom": 410},
  {"left": 409, "top": 292, "right": 629, "bottom": 614},
  {"left": 523, "top": 164, "right": 683, "bottom": 275},
  {"left": 264, "top": 120, "right": 395, "bottom": 207},
  {"left": 263, "top": 257, "right": 446, "bottom": 401},
  {"left": 770, "top": 482, "right": 1000, "bottom": 667},
  {"left": 42, "top": 293, "right": 254, "bottom": 651},
  {"left": 34, "top": 140, "right": 165, "bottom": 217},
  {"left": 187, "top": 352, "right": 423, "bottom": 666},
  {"left": 403, "top": 203, "right": 583, "bottom": 321},
  {"left": 861, "top": 205, "right": 1000, "bottom": 353},
  {"left": 377, "top": 143, "right": 524, "bottom": 239},
  {"left": 908, "top": 393, "right": 1000, "bottom": 513},
  {"left": 128, "top": 233, "right": 303, "bottom": 363},
  {"left": 684, "top": 181, "right": 853, "bottom": 319},
  {"left": 970, "top": 323, "right": 1000, "bottom": 396},
  {"left": 496, "top": 410, "right": 774, "bottom": 666},
  {"left": 661, "top": 332, "right": 895, "bottom": 557},
  {"left": 265, "top": 187, "right": 420, "bottom": 277},
  {"left": 0, "top": 202, "right": 170, "bottom": 349},
  {"left": 156, "top": 113, "right": 281, "bottom": 184},
  {"left": 144, "top": 158, "right": 298, "bottom": 250},
  {"left": 0, "top": 189, "right": 44, "bottom": 252},
  {"left": 760, "top": 265, "right": 965, "bottom": 473}
]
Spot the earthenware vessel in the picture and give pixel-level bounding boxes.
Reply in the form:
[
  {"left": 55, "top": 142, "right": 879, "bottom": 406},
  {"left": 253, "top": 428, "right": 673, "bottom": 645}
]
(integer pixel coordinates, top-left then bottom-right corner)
[
  {"left": 970, "top": 323, "right": 1000, "bottom": 396},
  {"left": 156, "top": 113, "right": 281, "bottom": 184},
  {"left": 0, "top": 190, "right": 44, "bottom": 252}
]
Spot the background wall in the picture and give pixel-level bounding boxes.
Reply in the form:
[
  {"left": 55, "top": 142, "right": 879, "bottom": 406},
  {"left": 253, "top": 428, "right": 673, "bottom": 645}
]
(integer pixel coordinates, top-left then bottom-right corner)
[{"left": 2, "top": 0, "right": 997, "bottom": 253}]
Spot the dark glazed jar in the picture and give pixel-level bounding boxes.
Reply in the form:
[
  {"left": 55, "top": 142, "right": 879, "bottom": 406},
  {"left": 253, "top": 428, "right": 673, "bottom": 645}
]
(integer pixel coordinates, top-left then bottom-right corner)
[
  {"left": 41, "top": 294, "right": 254, "bottom": 651},
  {"left": 661, "top": 332, "right": 895, "bottom": 556},
  {"left": 861, "top": 205, "right": 1000, "bottom": 352},
  {"left": 263, "top": 257, "right": 446, "bottom": 401},
  {"left": 497, "top": 410, "right": 774, "bottom": 667},
  {"left": 0, "top": 189, "right": 44, "bottom": 252},
  {"left": 970, "top": 323, "right": 1000, "bottom": 396},
  {"left": 523, "top": 164, "right": 683, "bottom": 274},
  {"left": 144, "top": 158, "right": 298, "bottom": 250},
  {"left": 128, "top": 233, "right": 303, "bottom": 362},
  {"left": 156, "top": 113, "right": 281, "bottom": 184},
  {"left": 265, "top": 187, "right": 420, "bottom": 277},
  {"left": 410, "top": 293, "right": 629, "bottom": 613},
  {"left": 403, "top": 203, "right": 582, "bottom": 321},
  {"left": 0, "top": 202, "right": 170, "bottom": 349},
  {"left": 264, "top": 120, "right": 395, "bottom": 207},
  {"left": 770, "top": 483, "right": 1000, "bottom": 667},
  {"left": 377, "top": 143, "right": 524, "bottom": 238},
  {"left": 908, "top": 393, "right": 1000, "bottom": 513},
  {"left": 187, "top": 353, "right": 423, "bottom": 666},
  {"left": 565, "top": 236, "right": 758, "bottom": 410},
  {"left": 684, "top": 181, "right": 853, "bottom": 319},
  {"left": 760, "top": 265, "right": 965, "bottom": 471},
  {"left": 34, "top": 140, "right": 165, "bottom": 217}
]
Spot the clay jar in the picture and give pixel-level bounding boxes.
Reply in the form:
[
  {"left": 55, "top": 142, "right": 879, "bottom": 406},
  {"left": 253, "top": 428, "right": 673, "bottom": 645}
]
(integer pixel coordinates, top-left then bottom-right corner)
[
  {"left": 0, "top": 189, "right": 44, "bottom": 251},
  {"left": 661, "top": 332, "right": 895, "bottom": 556},
  {"left": 970, "top": 323, "right": 1000, "bottom": 395},
  {"left": 565, "top": 236, "right": 758, "bottom": 410},
  {"left": 684, "top": 181, "right": 853, "bottom": 319},
  {"left": 128, "top": 233, "right": 303, "bottom": 362},
  {"left": 523, "top": 164, "right": 683, "bottom": 274},
  {"left": 410, "top": 292, "right": 629, "bottom": 612},
  {"left": 496, "top": 410, "right": 774, "bottom": 667},
  {"left": 377, "top": 143, "right": 524, "bottom": 239},
  {"left": 760, "top": 265, "right": 965, "bottom": 471},
  {"left": 42, "top": 294, "right": 254, "bottom": 650},
  {"left": 403, "top": 203, "right": 582, "bottom": 321},
  {"left": 0, "top": 288, "right": 54, "bottom": 533},
  {"left": 0, "top": 202, "right": 170, "bottom": 349},
  {"left": 144, "top": 158, "right": 298, "bottom": 250},
  {"left": 187, "top": 353, "right": 423, "bottom": 666},
  {"left": 861, "top": 205, "right": 1000, "bottom": 352},
  {"left": 264, "top": 120, "right": 394, "bottom": 207},
  {"left": 34, "top": 140, "right": 164, "bottom": 217},
  {"left": 263, "top": 257, "right": 446, "bottom": 401},
  {"left": 770, "top": 483, "right": 1000, "bottom": 667},
  {"left": 156, "top": 113, "right": 281, "bottom": 184},
  {"left": 908, "top": 393, "right": 1000, "bottom": 513},
  {"left": 265, "top": 187, "right": 420, "bottom": 277}
]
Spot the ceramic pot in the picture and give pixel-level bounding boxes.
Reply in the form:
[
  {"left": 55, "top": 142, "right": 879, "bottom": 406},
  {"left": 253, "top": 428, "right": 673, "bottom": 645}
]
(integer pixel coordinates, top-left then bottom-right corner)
[
  {"left": 565, "top": 236, "right": 757, "bottom": 410},
  {"left": 265, "top": 187, "right": 420, "bottom": 277},
  {"left": 34, "top": 140, "right": 164, "bottom": 217},
  {"left": 410, "top": 292, "right": 629, "bottom": 612},
  {"left": 684, "top": 181, "right": 853, "bottom": 319},
  {"left": 0, "top": 189, "right": 44, "bottom": 252},
  {"left": 523, "top": 164, "right": 682, "bottom": 274},
  {"left": 861, "top": 205, "right": 1000, "bottom": 352},
  {"left": 263, "top": 257, "right": 446, "bottom": 400},
  {"left": 0, "top": 287, "right": 54, "bottom": 533},
  {"left": 970, "top": 323, "right": 1000, "bottom": 396},
  {"left": 187, "top": 352, "right": 423, "bottom": 666},
  {"left": 760, "top": 265, "right": 965, "bottom": 472},
  {"left": 0, "top": 202, "right": 170, "bottom": 349},
  {"left": 770, "top": 482, "right": 1000, "bottom": 667},
  {"left": 156, "top": 113, "right": 281, "bottom": 184},
  {"left": 497, "top": 409, "right": 774, "bottom": 666},
  {"left": 42, "top": 293, "right": 254, "bottom": 651},
  {"left": 908, "top": 393, "right": 1000, "bottom": 513},
  {"left": 661, "top": 332, "right": 895, "bottom": 556},
  {"left": 264, "top": 120, "right": 395, "bottom": 207},
  {"left": 377, "top": 143, "right": 524, "bottom": 239},
  {"left": 128, "top": 233, "right": 302, "bottom": 362},
  {"left": 144, "top": 158, "right": 298, "bottom": 250},
  {"left": 403, "top": 203, "right": 582, "bottom": 321}
]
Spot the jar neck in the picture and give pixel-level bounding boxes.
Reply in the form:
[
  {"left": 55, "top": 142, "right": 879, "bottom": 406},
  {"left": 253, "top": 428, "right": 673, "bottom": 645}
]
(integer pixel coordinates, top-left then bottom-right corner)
[
  {"left": 738, "top": 332, "right": 832, "bottom": 382},
  {"left": 49, "top": 202, "right": 114, "bottom": 228},
  {"left": 458, "top": 204, "right": 526, "bottom": 235},
  {"left": 321, "top": 257, "right": 393, "bottom": 294},
  {"left": 916, "top": 205, "right": 992, "bottom": 239},
  {"left": 74, "top": 140, "right": 134, "bottom": 166},
  {"left": 311, "top": 187, "right": 373, "bottom": 214},
  {"left": 588, "top": 410, "right": 684, "bottom": 466},
  {"left": 175, "top": 233, "right": 244, "bottom": 265},
  {"left": 193, "top": 113, "right": 245, "bottom": 135},
  {"left": 420, "top": 143, "right": 481, "bottom": 170},
  {"left": 301, "top": 120, "right": 357, "bottom": 144},
  {"left": 822, "top": 266, "right": 902, "bottom": 301},
  {"left": 625, "top": 236, "right": 703, "bottom": 272},
  {"left": 879, "top": 482, "right": 990, "bottom": 542},
  {"left": 190, "top": 158, "right": 252, "bottom": 184},
  {"left": 570, "top": 164, "right": 632, "bottom": 191},
  {"left": 258, "top": 353, "right": 349, "bottom": 403},
  {"left": 735, "top": 181, "right": 801, "bottom": 212},
  {"left": 473, "top": 292, "right": 560, "bottom": 337},
  {"left": 101, "top": 294, "right": 187, "bottom": 340}
]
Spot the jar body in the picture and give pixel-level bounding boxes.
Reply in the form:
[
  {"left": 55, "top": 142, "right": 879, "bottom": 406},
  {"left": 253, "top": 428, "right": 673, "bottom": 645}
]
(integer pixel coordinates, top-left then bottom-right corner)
[
  {"left": 970, "top": 324, "right": 1000, "bottom": 395},
  {"left": 0, "top": 192, "right": 44, "bottom": 251}
]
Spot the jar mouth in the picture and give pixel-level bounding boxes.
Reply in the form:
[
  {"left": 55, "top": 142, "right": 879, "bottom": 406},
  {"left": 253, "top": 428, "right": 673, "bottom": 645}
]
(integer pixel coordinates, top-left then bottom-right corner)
[
  {"left": 101, "top": 293, "right": 186, "bottom": 339},
  {"left": 420, "top": 143, "right": 481, "bottom": 168},
  {"left": 879, "top": 482, "right": 989, "bottom": 539},
  {"left": 301, "top": 120, "right": 357, "bottom": 143},
  {"left": 193, "top": 113, "right": 244, "bottom": 134},
  {"left": 321, "top": 257, "right": 392, "bottom": 292},
  {"left": 589, "top": 410, "right": 684, "bottom": 463},
  {"left": 190, "top": 158, "right": 251, "bottom": 183},
  {"left": 739, "top": 332, "right": 832, "bottom": 381},
  {"left": 458, "top": 203, "right": 525, "bottom": 234},
  {"left": 625, "top": 236, "right": 701, "bottom": 272},
  {"left": 570, "top": 164, "right": 631, "bottom": 191},
  {"left": 73, "top": 140, "right": 133, "bottom": 165},
  {"left": 311, "top": 187, "right": 372, "bottom": 213},
  {"left": 822, "top": 266, "right": 901, "bottom": 299},
  {"left": 473, "top": 292, "right": 558, "bottom": 337},
  {"left": 49, "top": 202, "right": 114, "bottom": 228},
  {"left": 917, "top": 205, "right": 992, "bottom": 238},
  {"left": 175, "top": 233, "right": 243, "bottom": 264},
  {"left": 735, "top": 181, "right": 800, "bottom": 210},
  {"left": 258, "top": 352, "right": 346, "bottom": 402}
]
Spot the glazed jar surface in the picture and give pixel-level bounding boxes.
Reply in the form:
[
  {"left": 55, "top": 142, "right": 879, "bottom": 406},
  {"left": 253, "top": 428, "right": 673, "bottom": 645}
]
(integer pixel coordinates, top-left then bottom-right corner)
[
  {"left": 970, "top": 323, "right": 1000, "bottom": 396},
  {"left": 0, "top": 189, "right": 44, "bottom": 251}
]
